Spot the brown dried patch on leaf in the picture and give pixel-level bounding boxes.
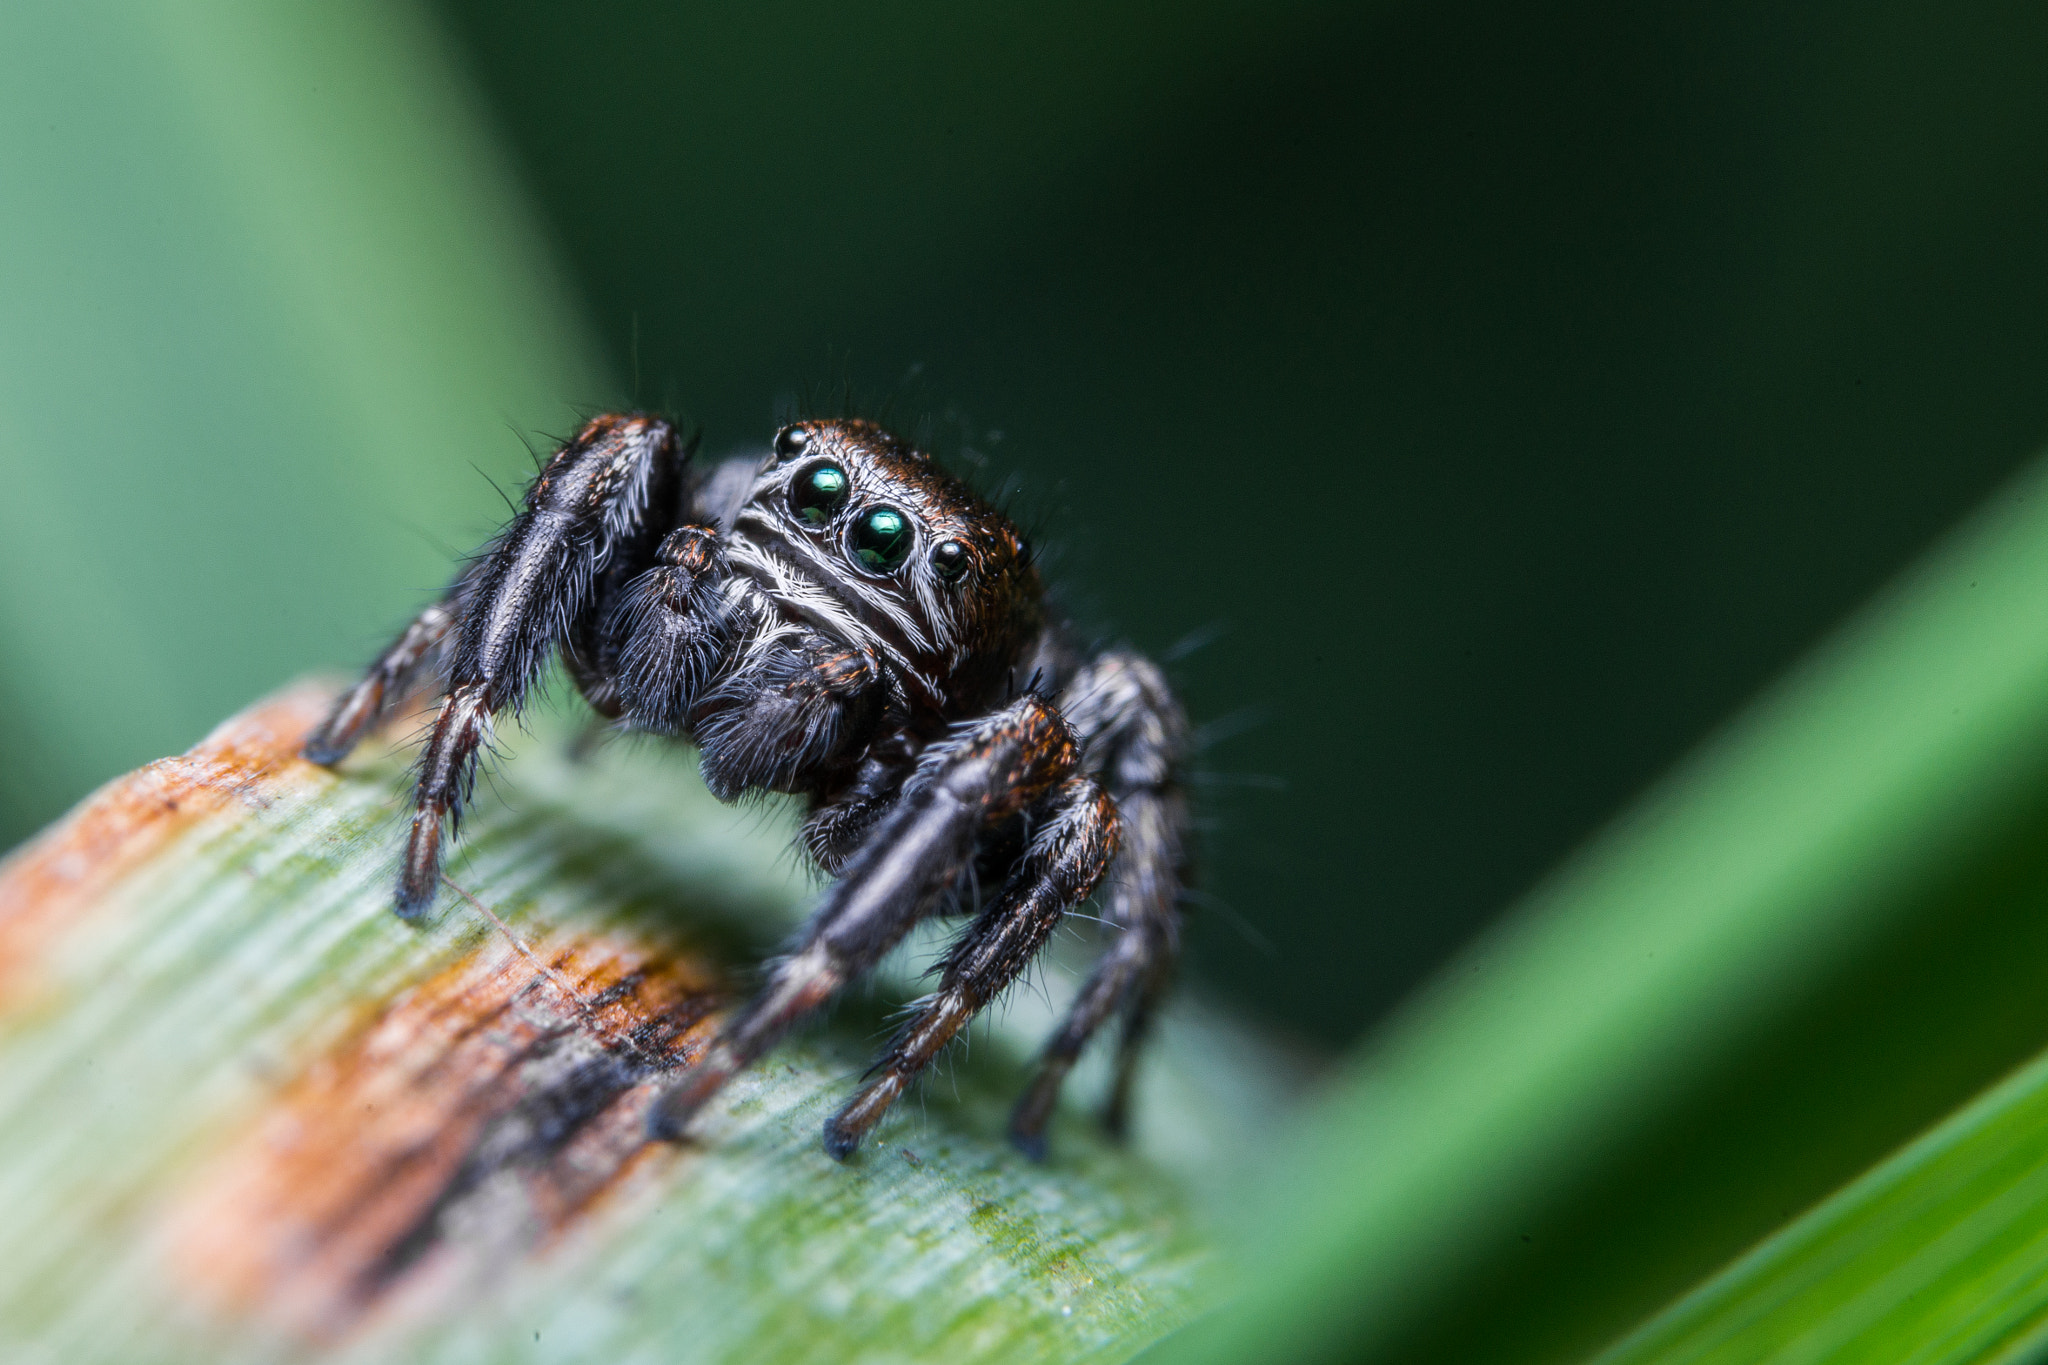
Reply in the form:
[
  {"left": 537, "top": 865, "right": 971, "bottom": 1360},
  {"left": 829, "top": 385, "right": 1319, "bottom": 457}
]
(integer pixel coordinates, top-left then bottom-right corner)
[
  {"left": 167, "top": 928, "right": 724, "bottom": 1341},
  {"left": 0, "top": 681, "right": 338, "bottom": 1008}
]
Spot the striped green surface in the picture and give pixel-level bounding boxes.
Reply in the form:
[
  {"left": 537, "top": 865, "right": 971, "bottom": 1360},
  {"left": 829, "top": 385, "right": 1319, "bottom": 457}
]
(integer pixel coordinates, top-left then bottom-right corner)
[
  {"left": 1593, "top": 1040, "right": 2048, "bottom": 1365},
  {"left": 1149, "top": 456, "right": 2048, "bottom": 1364},
  {"left": 0, "top": 692, "right": 1288, "bottom": 1365}
]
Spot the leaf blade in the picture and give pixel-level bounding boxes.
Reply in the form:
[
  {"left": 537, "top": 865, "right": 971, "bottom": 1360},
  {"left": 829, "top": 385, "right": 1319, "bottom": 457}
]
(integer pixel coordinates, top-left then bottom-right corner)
[
  {"left": 1146, "top": 457, "right": 2048, "bottom": 1364},
  {"left": 0, "top": 685, "right": 1287, "bottom": 1364}
]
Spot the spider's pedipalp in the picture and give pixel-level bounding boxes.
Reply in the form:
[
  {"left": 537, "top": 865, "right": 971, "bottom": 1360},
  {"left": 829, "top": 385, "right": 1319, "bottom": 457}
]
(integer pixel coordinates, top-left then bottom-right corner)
[
  {"left": 691, "top": 635, "right": 883, "bottom": 799},
  {"left": 612, "top": 524, "right": 736, "bottom": 732}
]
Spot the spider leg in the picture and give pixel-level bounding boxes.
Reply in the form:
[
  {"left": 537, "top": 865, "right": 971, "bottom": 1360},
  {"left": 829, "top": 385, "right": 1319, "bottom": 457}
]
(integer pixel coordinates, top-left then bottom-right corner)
[
  {"left": 799, "top": 738, "right": 919, "bottom": 874},
  {"left": 824, "top": 773, "right": 1119, "bottom": 1160},
  {"left": 1098, "top": 801, "right": 1182, "bottom": 1141},
  {"left": 646, "top": 694, "right": 1083, "bottom": 1143},
  {"left": 386, "top": 414, "right": 689, "bottom": 917},
  {"left": 1100, "top": 925, "right": 1176, "bottom": 1140},
  {"left": 1008, "top": 651, "right": 1190, "bottom": 1157},
  {"left": 301, "top": 600, "right": 459, "bottom": 765}
]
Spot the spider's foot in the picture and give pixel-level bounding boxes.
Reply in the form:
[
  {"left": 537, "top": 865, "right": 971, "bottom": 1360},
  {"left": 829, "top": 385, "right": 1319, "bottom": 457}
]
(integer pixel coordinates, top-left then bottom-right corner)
[
  {"left": 1007, "top": 1127, "right": 1050, "bottom": 1163},
  {"left": 821, "top": 1074, "right": 903, "bottom": 1162},
  {"left": 820, "top": 1120, "right": 863, "bottom": 1164},
  {"left": 394, "top": 824, "right": 442, "bottom": 920},
  {"left": 301, "top": 737, "right": 349, "bottom": 768},
  {"left": 646, "top": 1053, "right": 736, "bottom": 1142},
  {"left": 302, "top": 689, "right": 375, "bottom": 766},
  {"left": 1100, "top": 1092, "right": 1134, "bottom": 1144},
  {"left": 1007, "top": 1060, "right": 1070, "bottom": 1162}
]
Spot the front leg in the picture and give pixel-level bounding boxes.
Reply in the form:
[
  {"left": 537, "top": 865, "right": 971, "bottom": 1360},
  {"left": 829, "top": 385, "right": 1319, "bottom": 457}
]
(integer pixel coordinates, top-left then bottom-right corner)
[
  {"left": 306, "top": 414, "right": 692, "bottom": 917},
  {"left": 646, "top": 695, "right": 1083, "bottom": 1145},
  {"left": 301, "top": 599, "right": 460, "bottom": 765}
]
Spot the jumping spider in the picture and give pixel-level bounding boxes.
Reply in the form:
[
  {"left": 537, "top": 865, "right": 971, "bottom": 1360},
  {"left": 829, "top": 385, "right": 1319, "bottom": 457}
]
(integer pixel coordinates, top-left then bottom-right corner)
[{"left": 305, "top": 415, "right": 1189, "bottom": 1161}]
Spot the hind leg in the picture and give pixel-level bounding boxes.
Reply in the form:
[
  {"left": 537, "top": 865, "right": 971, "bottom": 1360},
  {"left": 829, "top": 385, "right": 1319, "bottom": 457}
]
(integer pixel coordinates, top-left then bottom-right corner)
[{"left": 1008, "top": 650, "right": 1190, "bottom": 1157}]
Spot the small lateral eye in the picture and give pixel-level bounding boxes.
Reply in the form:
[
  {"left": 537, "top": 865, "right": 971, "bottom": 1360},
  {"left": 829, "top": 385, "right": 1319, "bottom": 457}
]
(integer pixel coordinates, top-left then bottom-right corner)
[
  {"left": 850, "top": 506, "right": 913, "bottom": 572},
  {"left": 775, "top": 425, "right": 811, "bottom": 459},
  {"left": 930, "top": 538, "right": 970, "bottom": 583},
  {"left": 788, "top": 462, "right": 849, "bottom": 526}
]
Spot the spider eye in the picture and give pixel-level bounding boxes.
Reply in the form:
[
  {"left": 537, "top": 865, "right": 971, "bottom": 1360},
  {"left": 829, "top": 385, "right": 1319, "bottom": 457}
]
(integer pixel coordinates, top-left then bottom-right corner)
[
  {"left": 850, "top": 506, "right": 913, "bottom": 572},
  {"left": 775, "top": 425, "right": 811, "bottom": 459},
  {"left": 788, "top": 462, "right": 849, "bottom": 526},
  {"left": 930, "top": 538, "right": 971, "bottom": 583}
]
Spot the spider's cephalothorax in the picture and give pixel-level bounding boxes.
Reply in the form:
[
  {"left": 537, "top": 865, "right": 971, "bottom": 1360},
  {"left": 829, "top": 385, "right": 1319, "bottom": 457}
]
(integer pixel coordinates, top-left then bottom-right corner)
[{"left": 304, "top": 415, "right": 1189, "bottom": 1161}]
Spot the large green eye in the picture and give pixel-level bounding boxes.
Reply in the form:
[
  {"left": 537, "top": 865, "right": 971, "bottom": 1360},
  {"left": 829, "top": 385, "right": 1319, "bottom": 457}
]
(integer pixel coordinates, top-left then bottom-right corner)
[
  {"left": 788, "top": 462, "right": 848, "bottom": 526},
  {"left": 850, "top": 506, "right": 913, "bottom": 572}
]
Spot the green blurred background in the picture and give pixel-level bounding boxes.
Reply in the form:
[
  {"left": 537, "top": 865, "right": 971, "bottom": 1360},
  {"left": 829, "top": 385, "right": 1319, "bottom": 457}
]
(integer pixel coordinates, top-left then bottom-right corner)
[{"left": 5, "top": 0, "right": 2048, "bottom": 1053}]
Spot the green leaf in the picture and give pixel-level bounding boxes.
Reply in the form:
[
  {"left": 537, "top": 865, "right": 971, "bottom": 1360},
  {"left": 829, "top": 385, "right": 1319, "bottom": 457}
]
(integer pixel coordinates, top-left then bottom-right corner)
[
  {"left": 1596, "top": 1041, "right": 2048, "bottom": 1364},
  {"left": 0, "top": 0, "right": 601, "bottom": 840},
  {"left": 1144, "top": 455, "right": 2048, "bottom": 1365},
  {"left": 0, "top": 683, "right": 1292, "bottom": 1364}
]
